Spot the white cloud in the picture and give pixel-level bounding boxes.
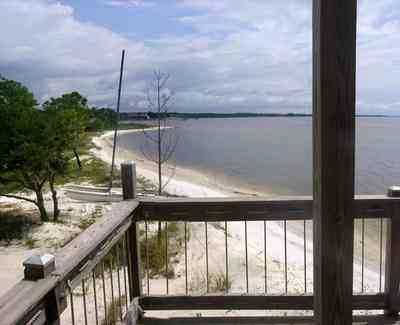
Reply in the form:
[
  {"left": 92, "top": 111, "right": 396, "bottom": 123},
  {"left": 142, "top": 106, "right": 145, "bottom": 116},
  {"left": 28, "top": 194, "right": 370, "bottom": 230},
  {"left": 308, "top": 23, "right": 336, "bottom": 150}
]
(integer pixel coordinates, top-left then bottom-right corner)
[
  {"left": 104, "top": 0, "right": 155, "bottom": 9},
  {"left": 0, "top": 0, "right": 400, "bottom": 114}
]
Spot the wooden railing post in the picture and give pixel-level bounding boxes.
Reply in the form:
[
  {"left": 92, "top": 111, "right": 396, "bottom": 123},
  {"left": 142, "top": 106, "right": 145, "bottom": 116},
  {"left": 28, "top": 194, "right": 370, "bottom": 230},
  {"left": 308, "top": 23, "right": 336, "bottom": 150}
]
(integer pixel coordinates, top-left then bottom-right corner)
[
  {"left": 121, "top": 161, "right": 137, "bottom": 200},
  {"left": 126, "top": 221, "right": 142, "bottom": 301},
  {"left": 312, "top": 0, "right": 357, "bottom": 324},
  {"left": 385, "top": 187, "right": 400, "bottom": 316},
  {"left": 22, "top": 254, "right": 66, "bottom": 324}
]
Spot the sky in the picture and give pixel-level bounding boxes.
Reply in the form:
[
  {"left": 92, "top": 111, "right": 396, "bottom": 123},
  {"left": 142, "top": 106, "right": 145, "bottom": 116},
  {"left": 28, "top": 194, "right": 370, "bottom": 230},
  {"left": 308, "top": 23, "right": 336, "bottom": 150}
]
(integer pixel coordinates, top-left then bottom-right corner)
[{"left": 0, "top": 0, "right": 400, "bottom": 114}]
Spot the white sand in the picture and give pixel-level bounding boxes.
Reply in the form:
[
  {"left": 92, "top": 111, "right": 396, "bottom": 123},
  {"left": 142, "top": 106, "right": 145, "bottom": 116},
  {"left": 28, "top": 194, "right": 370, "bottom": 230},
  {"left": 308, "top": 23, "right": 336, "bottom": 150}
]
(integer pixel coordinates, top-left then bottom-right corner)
[{"left": 0, "top": 189, "right": 113, "bottom": 296}]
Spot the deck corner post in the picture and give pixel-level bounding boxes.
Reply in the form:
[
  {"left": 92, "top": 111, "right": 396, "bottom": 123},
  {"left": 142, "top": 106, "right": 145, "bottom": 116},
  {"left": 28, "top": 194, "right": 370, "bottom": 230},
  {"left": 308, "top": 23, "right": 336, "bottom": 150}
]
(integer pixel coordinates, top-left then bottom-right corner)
[
  {"left": 127, "top": 220, "right": 142, "bottom": 301},
  {"left": 384, "top": 188, "right": 400, "bottom": 316},
  {"left": 121, "top": 161, "right": 137, "bottom": 200},
  {"left": 312, "top": 0, "right": 357, "bottom": 324}
]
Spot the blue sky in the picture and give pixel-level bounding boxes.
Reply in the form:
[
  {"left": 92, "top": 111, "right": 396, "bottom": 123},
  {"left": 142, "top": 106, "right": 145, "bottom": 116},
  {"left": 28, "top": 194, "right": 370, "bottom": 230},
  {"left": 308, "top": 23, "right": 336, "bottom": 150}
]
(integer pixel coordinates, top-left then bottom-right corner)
[{"left": 1, "top": 0, "right": 400, "bottom": 114}]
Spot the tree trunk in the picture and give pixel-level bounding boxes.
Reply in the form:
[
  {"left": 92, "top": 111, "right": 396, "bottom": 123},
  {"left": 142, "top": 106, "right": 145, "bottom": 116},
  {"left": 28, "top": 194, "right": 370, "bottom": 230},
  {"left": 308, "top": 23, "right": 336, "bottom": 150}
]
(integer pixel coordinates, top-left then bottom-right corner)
[
  {"left": 73, "top": 148, "right": 82, "bottom": 170},
  {"left": 49, "top": 174, "right": 60, "bottom": 222},
  {"left": 35, "top": 190, "right": 48, "bottom": 222}
]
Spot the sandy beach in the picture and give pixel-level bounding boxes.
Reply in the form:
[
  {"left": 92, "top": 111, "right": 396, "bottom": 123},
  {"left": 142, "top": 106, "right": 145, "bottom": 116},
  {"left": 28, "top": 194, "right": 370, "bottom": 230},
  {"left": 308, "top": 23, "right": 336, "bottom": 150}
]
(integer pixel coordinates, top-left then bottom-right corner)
[
  {"left": 0, "top": 128, "right": 385, "bottom": 322},
  {"left": 92, "top": 129, "right": 385, "bottom": 294}
]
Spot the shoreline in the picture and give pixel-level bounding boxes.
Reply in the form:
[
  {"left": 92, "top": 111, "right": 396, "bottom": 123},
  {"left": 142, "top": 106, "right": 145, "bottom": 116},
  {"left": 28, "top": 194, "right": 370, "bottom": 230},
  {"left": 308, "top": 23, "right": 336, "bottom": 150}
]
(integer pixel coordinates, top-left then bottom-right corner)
[
  {"left": 92, "top": 128, "right": 272, "bottom": 198},
  {"left": 92, "top": 129, "right": 383, "bottom": 293}
]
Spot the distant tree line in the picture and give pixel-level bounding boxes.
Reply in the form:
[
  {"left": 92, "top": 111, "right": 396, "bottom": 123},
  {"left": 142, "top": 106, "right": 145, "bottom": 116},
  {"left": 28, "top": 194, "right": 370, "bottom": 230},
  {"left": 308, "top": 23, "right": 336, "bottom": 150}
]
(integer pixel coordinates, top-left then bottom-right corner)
[
  {"left": 120, "top": 111, "right": 312, "bottom": 120},
  {"left": 0, "top": 77, "right": 117, "bottom": 222}
]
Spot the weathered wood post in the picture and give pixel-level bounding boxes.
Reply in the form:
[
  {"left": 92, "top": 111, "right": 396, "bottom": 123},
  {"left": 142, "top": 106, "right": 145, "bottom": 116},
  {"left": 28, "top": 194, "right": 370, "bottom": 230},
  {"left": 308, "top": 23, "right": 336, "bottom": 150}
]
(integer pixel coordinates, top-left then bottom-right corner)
[
  {"left": 385, "top": 186, "right": 400, "bottom": 316},
  {"left": 121, "top": 161, "right": 142, "bottom": 301},
  {"left": 121, "top": 161, "right": 136, "bottom": 200},
  {"left": 23, "top": 254, "right": 66, "bottom": 324},
  {"left": 313, "top": 0, "right": 357, "bottom": 324}
]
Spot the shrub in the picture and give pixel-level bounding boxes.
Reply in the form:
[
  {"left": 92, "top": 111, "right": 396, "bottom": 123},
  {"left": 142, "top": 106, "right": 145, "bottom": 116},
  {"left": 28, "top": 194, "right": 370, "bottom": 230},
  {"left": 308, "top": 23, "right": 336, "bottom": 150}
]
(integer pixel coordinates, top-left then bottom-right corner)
[{"left": 0, "top": 211, "right": 32, "bottom": 244}]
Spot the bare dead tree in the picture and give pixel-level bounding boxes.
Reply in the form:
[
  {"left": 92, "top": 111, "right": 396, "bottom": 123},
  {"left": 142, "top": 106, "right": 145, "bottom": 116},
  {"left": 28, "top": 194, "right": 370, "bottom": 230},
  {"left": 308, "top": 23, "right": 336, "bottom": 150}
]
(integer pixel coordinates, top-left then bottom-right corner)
[
  {"left": 141, "top": 70, "right": 179, "bottom": 196},
  {"left": 140, "top": 70, "right": 179, "bottom": 242}
]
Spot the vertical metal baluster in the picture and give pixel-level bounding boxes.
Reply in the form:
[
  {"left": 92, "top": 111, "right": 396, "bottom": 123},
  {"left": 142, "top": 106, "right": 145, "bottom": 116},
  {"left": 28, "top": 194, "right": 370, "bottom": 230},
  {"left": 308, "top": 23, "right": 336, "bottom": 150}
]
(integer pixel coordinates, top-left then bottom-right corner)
[
  {"left": 124, "top": 233, "right": 131, "bottom": 301},
  {"left": 264, "top": 220, "right": 267, "bottom": 294},
  {"left": 92, "top": 271, "right": 99, "bottom": 325},
  {"left": 69, "top": 286, "right": 75, "bottom": 325},
  {"left": 109, "top": 254, "right": 115, "bottom": 321},
  {"left": 185, "top": 222, "right": 188, "bottom": 295},
  {"left": 116, "top": 245, "right": 123, "bottom": 321},
  {"left": 361, "top": 217, "right": 365, "bottom": 293},
  {"left": 245, "top": 221, "right": 249, "bottom": 293},
  {"left": 101, "top": 262, "right": 108, "bottom": 324},
  {"left": 145, "top": 221, "right": 150, "bottom": 295},
  {"left": 205, "top": 221, "right": 209, "bottom": 293},
  {"left": 82, "top": 279, "right": 88, "bottom": 325},
  {"left": 379, "top": 218, "right": 384, "bottom": 293},
  {"left": 165, "top": 221, "right": 169, "bottom": 295},
  {"left": 284, "top": 220, "right": 288, "bottom": 294},
  {"left": 304, "top": 219, "right": 307, "bottom": 293},
  {"left": 225, "top": 221, "right": 229, "bottom": 293},
  {"left": 121, "top": 238, "right": 129, "bottom": 310}
]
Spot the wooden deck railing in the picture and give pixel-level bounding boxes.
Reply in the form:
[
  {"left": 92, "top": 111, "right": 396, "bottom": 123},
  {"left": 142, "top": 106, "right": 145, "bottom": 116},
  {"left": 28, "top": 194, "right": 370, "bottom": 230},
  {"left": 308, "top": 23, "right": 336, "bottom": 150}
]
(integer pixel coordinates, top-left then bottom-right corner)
[{"left": 0, "top": 195, "right": 399, "bottom": 324}]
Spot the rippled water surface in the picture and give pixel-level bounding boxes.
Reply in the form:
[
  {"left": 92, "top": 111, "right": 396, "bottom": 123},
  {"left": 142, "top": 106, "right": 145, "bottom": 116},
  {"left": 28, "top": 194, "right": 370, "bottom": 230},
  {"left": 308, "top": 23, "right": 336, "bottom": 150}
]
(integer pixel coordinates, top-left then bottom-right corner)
[{"left": 118, "top": 117, "right": 400, "bottom": 195}]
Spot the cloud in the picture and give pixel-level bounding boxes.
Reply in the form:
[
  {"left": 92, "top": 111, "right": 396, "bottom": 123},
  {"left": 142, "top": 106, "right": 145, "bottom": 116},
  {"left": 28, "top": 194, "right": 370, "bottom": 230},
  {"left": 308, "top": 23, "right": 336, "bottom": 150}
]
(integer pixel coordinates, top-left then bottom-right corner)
[
  {"left": 104, "top": 0, "right": 155, "bottom": 8},
  {"left": 0, "top": 0, "right": 400, "bottom": 114}
]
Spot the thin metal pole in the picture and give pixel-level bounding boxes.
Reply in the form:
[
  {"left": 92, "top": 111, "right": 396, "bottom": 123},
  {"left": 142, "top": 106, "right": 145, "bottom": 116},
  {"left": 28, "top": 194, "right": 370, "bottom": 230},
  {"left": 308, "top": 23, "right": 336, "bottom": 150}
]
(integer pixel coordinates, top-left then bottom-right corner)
[
  {"left": 361, "top": 218, "right": 365, "bottom": 293},
  {"left": 165, "top": 222, "right": 169, "bottom": 295},
  {"left": 185, "top": 222, "right": 188, "bottom": 295},
  {"left": 145, "top": 221, "right": 150, "bottom": 295},
  {"left": 379, "top": 218, "right": 384, "bottom": 293},
  {"left": 304, "top": 220, "right": 307, "bottom": 293},
  {"left": 69, "top": 287, "right": 76, "bottom": 325},
  {"left": 205, "top": 222, "right": 209, "bottom": 293},
  {"left": 101, "top": 263, "right": 108, "bottom": 324},
  {"left": 121, "top": 239, "right": 129, "bottom": 310},
  {"left": 245, "top": 221, "right": 249, "bottom": 293},
  {"left": 92, "top": 271, "right": 99, "bottom": 325},
  {"left": 109, "top": 49, "right": 125, "bottom": 189},
  {"left": 82, "top": 279, "right": 88, "bottom": 325},
  {"left": 284, "top": 220, "right": 288, "bottom": 294},
  {"left": 116, "top": 246, "right": 123, "bottom": 322},
  {"left": 225, "top": 221, "right": 229, "bottom": 294},
  {"left": 264, "top": 220, "right": 267, "bottom": 293},
  {"left": 109, "top": 256, "right": 115, "bottom": 321}
]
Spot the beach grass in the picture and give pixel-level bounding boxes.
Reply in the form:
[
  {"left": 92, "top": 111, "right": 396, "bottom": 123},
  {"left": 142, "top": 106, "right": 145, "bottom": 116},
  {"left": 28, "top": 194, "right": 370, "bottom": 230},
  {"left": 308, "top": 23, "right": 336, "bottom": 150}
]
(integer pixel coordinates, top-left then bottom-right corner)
[{"left": 140, "top": 222, "right": 185, "bottom": 278}]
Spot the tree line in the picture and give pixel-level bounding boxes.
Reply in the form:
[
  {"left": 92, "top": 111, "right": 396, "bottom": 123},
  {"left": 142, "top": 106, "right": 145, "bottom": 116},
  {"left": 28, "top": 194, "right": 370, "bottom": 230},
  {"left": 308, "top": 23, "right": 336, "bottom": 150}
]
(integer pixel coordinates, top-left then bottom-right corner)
[{"left": 0, "top": 77, "right": 117, "bottom": 222}]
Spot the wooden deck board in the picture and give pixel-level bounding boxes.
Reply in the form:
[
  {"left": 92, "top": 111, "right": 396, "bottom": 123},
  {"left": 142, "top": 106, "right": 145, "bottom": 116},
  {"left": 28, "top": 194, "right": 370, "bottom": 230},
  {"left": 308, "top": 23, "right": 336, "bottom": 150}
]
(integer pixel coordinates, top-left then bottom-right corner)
[{"left": 140, "top": 315, "right": 400, "bottom": 325}]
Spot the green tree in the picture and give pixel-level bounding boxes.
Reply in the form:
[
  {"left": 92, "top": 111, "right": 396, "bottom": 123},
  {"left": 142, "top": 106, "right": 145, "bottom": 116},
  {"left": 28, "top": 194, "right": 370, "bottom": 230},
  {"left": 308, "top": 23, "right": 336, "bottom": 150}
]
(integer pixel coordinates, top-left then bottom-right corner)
[
  {"left": 43, "top": 92, "right": 90, "bottom": 169},
  {"left": 0, "top": 78, "right": 51, "bottom": 221},
  {"left": 42, "top": 92, "right": 90, "bottom": 220},
  {"left": 88, "top": 107, "right": 117, "bottom": 131}
]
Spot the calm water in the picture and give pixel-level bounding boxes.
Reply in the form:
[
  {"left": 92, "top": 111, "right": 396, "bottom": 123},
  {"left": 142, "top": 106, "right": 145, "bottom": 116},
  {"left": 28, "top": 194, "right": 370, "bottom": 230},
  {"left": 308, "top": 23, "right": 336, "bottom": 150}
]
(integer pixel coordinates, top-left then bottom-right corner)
[{"left": 118, "top": 117, "right": 400, "bottom": 195}]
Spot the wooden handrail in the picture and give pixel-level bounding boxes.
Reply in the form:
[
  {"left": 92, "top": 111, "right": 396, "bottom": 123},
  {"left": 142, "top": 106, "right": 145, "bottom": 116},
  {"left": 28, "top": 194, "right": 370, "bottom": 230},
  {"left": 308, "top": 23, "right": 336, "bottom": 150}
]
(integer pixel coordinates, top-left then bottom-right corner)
[
  {"left": 138, "top": 195, "right": 400, "bottom": 221},
  {"left": 1, "top": 195, "right": 400, "bottom": 324},
  {"left": 0, "top": 200, "right": 139, "bottom": 325}
]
